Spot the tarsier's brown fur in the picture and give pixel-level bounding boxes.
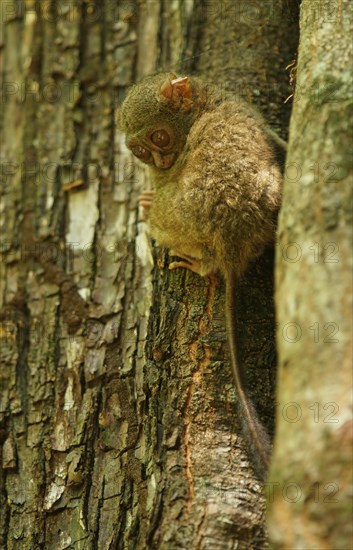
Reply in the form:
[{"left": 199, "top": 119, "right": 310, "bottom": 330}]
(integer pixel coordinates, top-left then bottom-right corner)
[{"left": 120, "top": 73, "right": 283, "bottom": 479}]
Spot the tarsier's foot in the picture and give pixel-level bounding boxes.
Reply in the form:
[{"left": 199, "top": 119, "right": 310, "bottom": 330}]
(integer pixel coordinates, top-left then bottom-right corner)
[
  {"left": 169, "top": 250, "right": 203, "bottom": 275},
  {"left": 138, "top": 190, "right": 155, "bottom": 214}
]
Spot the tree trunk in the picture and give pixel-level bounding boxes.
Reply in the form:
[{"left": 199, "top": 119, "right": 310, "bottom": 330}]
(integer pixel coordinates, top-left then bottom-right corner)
[
  {"left": 267, "top": 1, "right": 353, "bottom": 549},
  {"left": 0, "top": 1, "right": 302, "bottom": 548}
]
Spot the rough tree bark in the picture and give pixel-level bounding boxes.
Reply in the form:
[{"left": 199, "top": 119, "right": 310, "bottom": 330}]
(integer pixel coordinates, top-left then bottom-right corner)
[
  {"left": 267, "top": 1, "right": 353, "bottom": 549},
  {"left": 0, "top": 1, "right": 303, "bottom": 549}
]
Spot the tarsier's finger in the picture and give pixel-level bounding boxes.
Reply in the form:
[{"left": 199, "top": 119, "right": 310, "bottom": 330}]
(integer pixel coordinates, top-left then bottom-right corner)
[
  {"left": 169, "top": 250, "right": 196, "bottom": 262},
  {"left": 138, "top": 191, "right": 155, "bottom": 201},
  {"left": 169, "top": 259, "right": 203, "bottom": 275},
  {"left": 169, "top": 260, "right": 191, "bottom": 270},
  {"left": 138, "top": 191, "right": 154, "bottom": 211}
]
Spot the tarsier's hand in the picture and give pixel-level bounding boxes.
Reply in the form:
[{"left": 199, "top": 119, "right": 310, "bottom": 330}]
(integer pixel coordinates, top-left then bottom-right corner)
[{"left": 138, "top": 190, "right": 155, "bottom": 219}]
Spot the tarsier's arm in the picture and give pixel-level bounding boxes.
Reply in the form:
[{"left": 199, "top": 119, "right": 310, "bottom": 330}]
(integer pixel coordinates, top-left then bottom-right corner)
[{"left": 139, "top": 192, "right": 214, "bottom": 275}]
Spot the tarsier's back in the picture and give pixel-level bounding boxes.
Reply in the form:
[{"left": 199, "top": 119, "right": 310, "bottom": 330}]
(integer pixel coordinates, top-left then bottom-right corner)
[{"left": 166, "top": 99, "right": 282, "bottom": 276}]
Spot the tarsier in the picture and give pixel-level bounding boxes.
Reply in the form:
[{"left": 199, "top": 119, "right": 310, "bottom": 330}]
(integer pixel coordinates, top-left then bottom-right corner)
[{"left": 119, "top": 73, "right": 283, "bottom": 479}]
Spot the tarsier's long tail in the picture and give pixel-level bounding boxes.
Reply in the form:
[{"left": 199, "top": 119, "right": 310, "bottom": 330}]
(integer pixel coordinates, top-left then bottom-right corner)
[{"left": 225, "top": 271, "right": 272, "bottom": 481}]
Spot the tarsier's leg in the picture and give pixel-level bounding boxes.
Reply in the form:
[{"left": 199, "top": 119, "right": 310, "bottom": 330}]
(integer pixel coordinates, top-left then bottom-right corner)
[{"left": 138, "top": 190, "right": 155, "bottom": 215}]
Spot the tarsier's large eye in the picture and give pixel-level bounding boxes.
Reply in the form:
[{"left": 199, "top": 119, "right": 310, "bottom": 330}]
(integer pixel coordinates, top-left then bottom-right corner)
[
  {"left": 131, "top": 145, "right": 152, "bottom": 162},
  {"left": 150, "top": 129, "right": 170, "bottom": 148}
]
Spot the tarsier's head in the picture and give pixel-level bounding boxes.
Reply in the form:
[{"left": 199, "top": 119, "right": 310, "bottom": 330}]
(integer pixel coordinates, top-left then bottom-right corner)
[{"left": 119, "top": 73, "right": 203, "bottom": 170}]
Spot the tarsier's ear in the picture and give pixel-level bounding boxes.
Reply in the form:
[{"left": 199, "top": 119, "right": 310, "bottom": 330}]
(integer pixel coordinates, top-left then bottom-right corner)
[{"left": 159, "top": 73, "right": 193, "bottom": 111}]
